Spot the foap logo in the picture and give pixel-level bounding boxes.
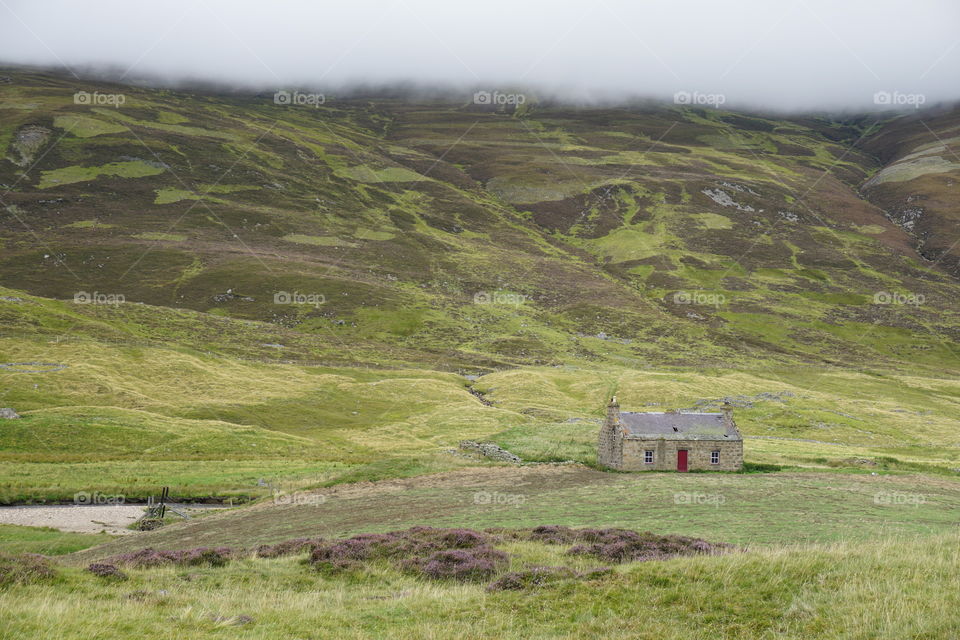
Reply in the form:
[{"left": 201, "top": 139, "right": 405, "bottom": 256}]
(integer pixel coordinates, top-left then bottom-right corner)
[
  {"left": 672, "top": 290, "right": 726, "bottom": 307},
  {"left": 873, "top": 291, "right": 925, "bottom": 306},
  {"left": 273, "top": 90, "right": 326, "bottom": 107},
  {"left": 874, "top": 491, "right": 925, "bottom": 507},
  {"left": 473, "top": 291, "right": 531, "bottom": 306},
  {"left": 274, "top": 291, "right": 326, "bottom": 308},
  {"left": 73, "top": 291, "right": 125, "bottom": 306},
  {"left": 74, "top": 491, "right": 125, "bottom": 505},
  {"left": 473, "top": 90, "right": 526, "bottom": 106},
  {"left": 73, "top": 91, "right": 126, "bottom": 108},
  {"left": 473, "top": 491, "right": 526, "bottom": 507},
  {"left": 273, "top": 491, "right": 327, "bottom": 506},
  {"left": 873, "top": 91, "right": 926, "bottom": 109},
  {"left": 674, "top": 492, "right": 726, "bottom": 508},
  {"left": 674, "top": 91, "right": 726, "bottom": 108}
]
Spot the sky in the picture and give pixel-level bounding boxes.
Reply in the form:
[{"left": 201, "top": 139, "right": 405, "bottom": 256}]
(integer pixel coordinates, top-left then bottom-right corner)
[{"left": 0, "top": 0, "right": 958, "bottom": 111}]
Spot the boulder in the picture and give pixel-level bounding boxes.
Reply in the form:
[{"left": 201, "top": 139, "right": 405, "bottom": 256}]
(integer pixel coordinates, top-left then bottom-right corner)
[{"left": 0, "top": 408, "right": 21, "bottom": 419}]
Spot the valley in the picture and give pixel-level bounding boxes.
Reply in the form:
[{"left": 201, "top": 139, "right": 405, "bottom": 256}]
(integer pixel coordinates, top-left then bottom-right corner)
[{"left": 1, "top": 67, "right": 959, "bottom": 639}]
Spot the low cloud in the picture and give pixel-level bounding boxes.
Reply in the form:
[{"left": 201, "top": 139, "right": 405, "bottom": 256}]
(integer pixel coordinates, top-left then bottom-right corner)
[{"left": 1, "top": 0, "right": 958, "bottom": 111}]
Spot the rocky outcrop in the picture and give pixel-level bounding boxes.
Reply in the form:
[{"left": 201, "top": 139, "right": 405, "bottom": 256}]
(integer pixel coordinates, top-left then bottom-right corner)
[
  {"left": 459, "top": 441, "right": 521, "bottom": 463},
  {"left": 9, "top": 125, "right": 51, "bottom": 167}
]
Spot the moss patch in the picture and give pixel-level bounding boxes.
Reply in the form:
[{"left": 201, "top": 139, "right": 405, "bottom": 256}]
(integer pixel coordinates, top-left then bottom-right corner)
[
  {"left": 38, "top": 161, "right": 165, "bottom": 189},
  {"left": 53, "top": 114, "right": 127, "bottom": 138}
]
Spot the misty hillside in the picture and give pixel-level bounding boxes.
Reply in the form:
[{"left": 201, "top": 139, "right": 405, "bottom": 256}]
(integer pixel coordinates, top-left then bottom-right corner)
[
  {"left": 2, "top": 70, "right": 958, "bottom": 373},
  {"left": 4, "top": 1, "right": 960, "bottom": 637}
]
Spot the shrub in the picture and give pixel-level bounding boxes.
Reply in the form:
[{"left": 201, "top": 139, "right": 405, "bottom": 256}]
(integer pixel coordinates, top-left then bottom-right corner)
[
  {"left": 86, "top": 563, "right": 127, "bottom": 581},
  {"left": 567, "top": 530, "right": 729, "bottom": 563},
  {"left": 134, "top": 518, "right": 164, "bottom": 531},
  {"left": 0, "top": 553, "right": 57, "bottom": 587},
  {"left": 428, "top": 527, "right": 489, "bottom": 549},
  {"left": 107, "top": 547, "right": 233, "bottom": 568},
  {"left": 255, "top": 538, "right": 323, "bottom": 558},
  {"left": 408, "top": 546, "right": 509, "bottom": 581},
  {"left": 309, "top": 527, "right": 495, "bottom": 573},
  {"left": 307, "top": 528, "right": 506, "bottom": 579},
  {"left": 525, "top": 525, "right": 578, "bottom": 544},
  {"left": 310, "top": 534, "right": 398, "bottom": 571},
  {"left": 180, "top": 548, "right": 232, "bottom": 567}
]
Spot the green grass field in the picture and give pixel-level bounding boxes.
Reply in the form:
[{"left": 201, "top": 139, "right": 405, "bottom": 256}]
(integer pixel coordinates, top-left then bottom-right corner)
[
  {"left": 63, "top": 466, "right": 960, "bottom": 560},
  {"left": 2, "top": 530, "right": 957, "bottom": 639},
  {"left": 0, "top": 525, "right": 112, "bottom": 555},
  {"left": 3, "top": 315, "right": 959, "bottom": 503}
]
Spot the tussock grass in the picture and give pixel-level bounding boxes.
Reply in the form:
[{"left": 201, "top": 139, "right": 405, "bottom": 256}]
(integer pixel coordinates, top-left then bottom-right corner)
[{"left": 1, "top": 532, "right": 957, "bottom": 638}]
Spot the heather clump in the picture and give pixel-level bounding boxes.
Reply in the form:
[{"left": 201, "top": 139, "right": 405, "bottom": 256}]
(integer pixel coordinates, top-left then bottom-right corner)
[
  {"left": 524, "top": 525, "right": 578, "bottom": 544},
  {"left": 309, "top": 533, "right": 401, "bottom": 571},
  {"left": 567, "top": 530, "right": 730, "bottom": 563},
  {"left": 309, "top": 527, "right": 502, "bottom": 580},
  {"left": 404, "top": 546, "right": 509, "bottom": 581},
  {"left": 508, "top": 526, "right": 729, "bottom": 562},
  {"left": 86, "top": 563, "right": 128, "bottom": 581},
  {"left": 0, "top": 553, "right": 57, "bottom": 587},
  {"left": 107, "top": 547, "right": 233, "bottom": 568},
  {"left": 254, "top": 538, "right": 323, "bottom": 558},
  {"left": 94, "top": 526, "right": 727, "bottom": 587},
  {"left": 486, "top": 565, "right": 576, "bottom": 591}
]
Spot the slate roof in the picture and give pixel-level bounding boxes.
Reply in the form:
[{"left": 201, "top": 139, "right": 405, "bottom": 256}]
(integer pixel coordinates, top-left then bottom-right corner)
[{"left": 619, "top": 411, "right": 740, "bottom": 440}]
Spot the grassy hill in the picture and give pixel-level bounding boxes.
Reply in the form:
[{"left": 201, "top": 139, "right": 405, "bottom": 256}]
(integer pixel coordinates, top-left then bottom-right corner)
[
  {"left": 2, "top": 68, "right": 960, "bottom": 640},
  {"left": 2, "top": 282, "right": 959, "bottom": 502},
  {"left": 2, "top": 69, "right": 960, "bottom": 505},
  {"left": 3, "top": 69, "right": 960, "bottom": 372},
  {"left": 857, "top": 106, "right": 960, "bottom": 276}
]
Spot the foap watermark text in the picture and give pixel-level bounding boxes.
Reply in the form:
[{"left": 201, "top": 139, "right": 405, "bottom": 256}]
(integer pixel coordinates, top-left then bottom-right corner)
[
  {"left": 873, "top": 291, "right": 925, "bottom": 306},
  {"left": 74, "top": 91, "right": 125, "bottom": 107},
  {"left": 274, "top": 291, "right": 326, "bottom": 308},
  {"left": 74, "top": 491, "right": 125, "bottom": 505},
  {"left": 674, "top": 491, "right": 726, "bottom": 507},
  {"left": 473, "top": 90, "right": 526, "bottom": 106},
  {"left": 273, "top": 491, "right": 327, "bottom": 506},
  {"left": 274, "top": 90, "right": 326, "bottom": 107},
  {"left": 873, "top": 91, "right": 925, "bottom": 109},
  {"left": 473, "top": 291, "right": 530, "bottom": 305},
  {"left": 874, "top": 491, "right": 925, "bottom": 507},
  {"left": 674, "top": 91, "right": 726, "bottom": 107},
  {"left": 473, "top": 491, "right": 526, "bottom": 507},
  {"left": 672, "top": 290, "right": 726, "bottom": 307},
  {"left": 74, "top": 291, "right": 125, "bottom": 305}
]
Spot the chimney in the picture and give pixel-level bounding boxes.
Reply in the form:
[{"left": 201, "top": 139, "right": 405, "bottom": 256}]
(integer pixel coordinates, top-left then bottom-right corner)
[
  {"left": 721, "top": 402, "right": 734, "bottom": 428},
  {"left": 607, "top": 396, "right": 620, "bottom": 426}
]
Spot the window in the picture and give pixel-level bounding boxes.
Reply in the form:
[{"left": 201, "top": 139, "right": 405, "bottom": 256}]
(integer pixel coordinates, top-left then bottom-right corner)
[
  {"left": 644, "top": 450, "right": 654, "bottom": 464},
  {"left": 711, "top": 450, "right": 720, "bottom": 465}
]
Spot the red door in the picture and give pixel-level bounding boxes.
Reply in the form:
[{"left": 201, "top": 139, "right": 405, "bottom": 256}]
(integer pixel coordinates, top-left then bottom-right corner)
[{"left": 677, "top": 450, "right": 689, "bottom": 472}]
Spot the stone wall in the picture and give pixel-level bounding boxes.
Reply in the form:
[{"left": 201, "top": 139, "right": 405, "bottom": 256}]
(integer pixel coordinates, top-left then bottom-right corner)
[
  {"left": 596, "top": 422, "right": 622, "bottom": 468},
  {"left": 458, "top": 441, "right": 522, "bottom": 463},
  {"left": 619, "top": 438, "right": 742, "bottom": 471}
]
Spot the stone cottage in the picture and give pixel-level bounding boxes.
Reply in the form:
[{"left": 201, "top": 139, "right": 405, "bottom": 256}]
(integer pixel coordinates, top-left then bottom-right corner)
[{"left": 597, "top": 397, "right": 743, "bottom": 471}]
